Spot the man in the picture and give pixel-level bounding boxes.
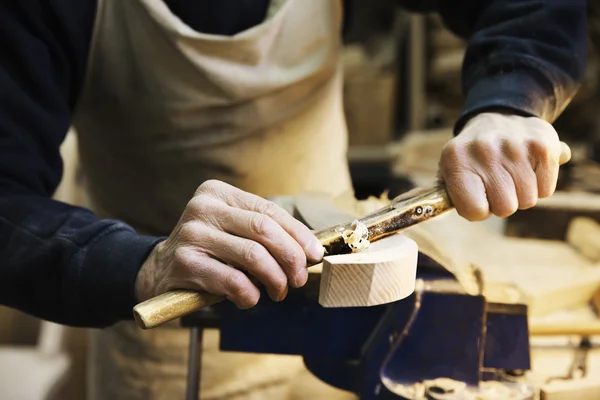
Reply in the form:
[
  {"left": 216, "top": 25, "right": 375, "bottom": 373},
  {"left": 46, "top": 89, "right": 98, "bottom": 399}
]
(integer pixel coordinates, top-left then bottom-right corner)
[{"left": 0, "top": 0, "right": 586, "bottom": 399}]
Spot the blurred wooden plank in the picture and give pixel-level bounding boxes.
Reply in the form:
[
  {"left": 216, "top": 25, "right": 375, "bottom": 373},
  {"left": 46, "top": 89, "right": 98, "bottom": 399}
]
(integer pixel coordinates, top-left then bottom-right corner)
[
  {"left": 506, "top": 191, "right": 600, "bottom": 240},
  {"left": 567, "top": 217, "right": 600, "bottom": 262}
]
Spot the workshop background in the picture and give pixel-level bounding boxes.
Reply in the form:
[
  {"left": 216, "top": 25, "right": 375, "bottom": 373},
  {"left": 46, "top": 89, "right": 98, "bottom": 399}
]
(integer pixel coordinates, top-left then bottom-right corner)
[{"left": 3, "top": 1, "right": 600, "bottom": 399}]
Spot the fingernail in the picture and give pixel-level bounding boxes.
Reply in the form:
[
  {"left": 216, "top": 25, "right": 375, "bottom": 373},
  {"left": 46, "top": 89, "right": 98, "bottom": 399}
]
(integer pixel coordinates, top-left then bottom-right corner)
[
  {"left": 294, "top": 268, "right": 308, "bottom": 288},
  {"left": 306, "top": 239, "right": 325, "bottom": 262},
  {"left": 278, "top": 286, "right": 289, "bottom": 302}
]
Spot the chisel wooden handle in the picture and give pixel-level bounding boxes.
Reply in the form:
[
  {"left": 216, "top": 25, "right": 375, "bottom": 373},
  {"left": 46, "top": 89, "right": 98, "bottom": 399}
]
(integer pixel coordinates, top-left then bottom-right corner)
[
  {"left": 133, "top": 187, "right": 452, "bottom": 329},
  {"left": 132, "top": 142, "right": 572, "bottom": 329},
  {"left": 133, "top": 290, "right": 225, "bottom": 329}
]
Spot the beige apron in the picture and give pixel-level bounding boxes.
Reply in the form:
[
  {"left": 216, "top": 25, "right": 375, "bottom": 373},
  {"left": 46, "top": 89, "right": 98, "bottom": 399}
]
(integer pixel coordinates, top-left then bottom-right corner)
[{"left": 72, "top": 0, "right": 355, "bottom": 399}]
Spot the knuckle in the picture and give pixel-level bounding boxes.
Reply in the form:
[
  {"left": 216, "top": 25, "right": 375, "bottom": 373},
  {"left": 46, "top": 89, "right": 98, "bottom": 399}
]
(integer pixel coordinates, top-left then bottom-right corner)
[
  {"left": 257, "top": 200, "right": 281, "bottom": 218},
  {"left": 224, "top": 270, "right": 250, "bottom": 298},
  {"left": 283, "top": 249, "right": 306, "bottom": 271},
  {"left": 529, "top": 140, "right": 550, "bottom": 158},
  {"left": 500, "top": 139, "right": 525, "bottom": 161},
  {"left": 441, "top": 141, "right": 461, "bottom": 158},
  {"left": 440, "top": 143, "right": 465, "bottom": 171},
  {"left": 250, "top": 214, "right": 275, "bottom": 237},
  {"left": 242, "top": 241, "right": 267, "bottom": 266},
  {"left": 528, "top": 140, "right": 559, "bottom": 167},
  {"left": 186, "top": 195, "right": 214, "bottom": 214},
  {"left": 195, "top": 179, "right": 223, "bottom": 196},
  {"left": 471, "top": 137, "right": 498, "bottom": 160},
  {"left": 179, "top": 222, "right": 199, "bottom": 242},
  {"left": 173, "top": 246, "right": 194, "bottom": 266}
]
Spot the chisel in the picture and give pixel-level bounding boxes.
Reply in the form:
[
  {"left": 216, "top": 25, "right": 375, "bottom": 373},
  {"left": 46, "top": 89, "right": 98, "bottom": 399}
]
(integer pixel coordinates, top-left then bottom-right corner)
[{"left": 133, "top": 143, "right": 571, "bottom": 329}]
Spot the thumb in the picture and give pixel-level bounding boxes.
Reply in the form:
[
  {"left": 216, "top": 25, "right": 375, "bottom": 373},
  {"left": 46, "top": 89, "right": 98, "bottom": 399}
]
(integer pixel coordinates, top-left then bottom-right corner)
[{"left": 559, "top": 141, "right": 571, "bottom": 165}]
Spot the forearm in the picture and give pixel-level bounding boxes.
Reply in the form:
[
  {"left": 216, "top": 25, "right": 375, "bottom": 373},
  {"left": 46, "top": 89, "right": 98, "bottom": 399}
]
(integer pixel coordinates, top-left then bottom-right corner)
[
  {"left": 399, "top": 0, "right": 587, "bottom": 132},
  {"left": 456, "top": 0, "right": 586, "bottom": 132},
  {"left": 0, "top": 188, "right": 161, "bottom": 327}
]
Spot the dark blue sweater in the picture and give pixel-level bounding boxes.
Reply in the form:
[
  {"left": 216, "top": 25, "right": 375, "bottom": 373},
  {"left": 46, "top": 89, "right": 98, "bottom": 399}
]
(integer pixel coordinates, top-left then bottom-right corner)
[{"left": 0, "top": 0, "right": 587, "bottom": 327}]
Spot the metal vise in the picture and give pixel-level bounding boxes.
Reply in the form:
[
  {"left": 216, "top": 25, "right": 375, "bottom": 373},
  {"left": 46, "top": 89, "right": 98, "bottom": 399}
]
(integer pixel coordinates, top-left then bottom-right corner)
[{"left": 181, "top": 259, "right": 534, "bottom": 400}]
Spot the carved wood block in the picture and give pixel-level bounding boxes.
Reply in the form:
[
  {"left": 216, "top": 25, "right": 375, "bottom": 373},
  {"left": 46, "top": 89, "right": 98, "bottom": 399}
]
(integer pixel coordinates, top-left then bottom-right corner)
[{"left": 319, "top": 234, "right": 418, "bottom": 308}]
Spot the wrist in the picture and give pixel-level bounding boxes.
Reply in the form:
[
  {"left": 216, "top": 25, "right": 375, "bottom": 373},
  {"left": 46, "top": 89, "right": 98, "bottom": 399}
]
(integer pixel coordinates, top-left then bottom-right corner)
[
  {"left": 458, "top": 111, "right": 539, "bottom": 135},
  {"left": 135, "top": 240, "right": 165, "bottom": 303},
  {"left": 78, "top": 227, "right": 164, "bottom": 325}
]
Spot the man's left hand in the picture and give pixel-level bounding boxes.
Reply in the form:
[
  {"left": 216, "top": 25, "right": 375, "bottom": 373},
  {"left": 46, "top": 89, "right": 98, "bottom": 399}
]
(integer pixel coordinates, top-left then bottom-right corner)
[{"left": 439, "top": 112, "right": 570, "bottom": 221}]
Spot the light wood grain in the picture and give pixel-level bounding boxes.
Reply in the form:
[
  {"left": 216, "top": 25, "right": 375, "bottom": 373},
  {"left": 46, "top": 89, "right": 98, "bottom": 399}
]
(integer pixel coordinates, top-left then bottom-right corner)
[
  {"left": 133, "top": 290, "right": 224, "bottom": 329},
  {"left": 297, "top": 190, "right": 483, "bottom": 296},
  {"left": 319, "top": 233, "right": 418, "bottom": 307},
  {"left": 134, "top": 187, "right": 433, "bottom": 328},
  {"left": 295, "top": 193, "right": 418, "bottom": 308},
  {"left": 466, "top": 235, "right": 600, "bottom": 317},
  {"left": 567, "top": 217, "right": 600, "bottom": 262},
  {"left": 530, "top": 321, "right": 600, "bottom": 336},
  {"left": 541, "top": 378, "right": 600, "bottom": 400},
  {"left": 506, "top": 191, "right": 600, "bottom": 240}
]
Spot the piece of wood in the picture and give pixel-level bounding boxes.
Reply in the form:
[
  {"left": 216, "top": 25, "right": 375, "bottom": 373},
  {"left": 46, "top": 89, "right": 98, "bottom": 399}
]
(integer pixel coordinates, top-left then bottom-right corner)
[
  {"left": 312, "top": 186, "right": 453, "bottom": 256},
  {"left": 295, "top": 192, "right": 419, "bottom": 308},
  {"left": 298, "top": 189, "right": 600, "bottom": 316},
  {"left": 343, "top": 45, "right": 396, "bottom": 147},
  {"left": 303, "top": 190, "right": 485, "bottom": 296},
  {"left": 134, "top": 187, "right": 448, "bottom": 329},
  {"left": 540, "top": 378, "right": 600, "bottom": 400},
  {"left": 467, "top": 236, "right": 600, "bottom": 317},
  {"left": 567, "top": 217, "right": 600, "bottom": 262},
  {"left": 530, "top": 321, "right": 600, "bottom": 336},
  {"left": 338, "top": 188, "right": 600, "bottom": 316},
  {"left": 134, "top": 148, "right": 572, "bottom": 329},
  {"left": 319, "top": 233, "right": 418, "bottom": 307},
  {"left": 506, "top": 191, "right": 600, "bottom": 240},
  {"left": 133, "top": 290, "right": 225, "bottom": 330}
]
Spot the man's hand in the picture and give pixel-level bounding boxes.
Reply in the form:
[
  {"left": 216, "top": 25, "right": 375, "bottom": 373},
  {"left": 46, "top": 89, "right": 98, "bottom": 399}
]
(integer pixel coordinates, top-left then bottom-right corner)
[
  {"left": 439, "top": 112, "right": 569, "bottom": 221},
  {"left": 135, "top": 180, "right": 324, "bottom": 308}
]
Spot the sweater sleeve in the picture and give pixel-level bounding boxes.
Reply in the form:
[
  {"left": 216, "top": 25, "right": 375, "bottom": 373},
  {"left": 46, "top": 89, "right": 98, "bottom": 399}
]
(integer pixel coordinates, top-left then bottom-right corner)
[
  {"left": 0, "top": 0, "right": 287, "bottom": 328},
  {"left": 399, "top": 0, "right": 587, "bottom": 133},
  {"left": 0, "top": 0, "right": 161, "bottom": 327}
]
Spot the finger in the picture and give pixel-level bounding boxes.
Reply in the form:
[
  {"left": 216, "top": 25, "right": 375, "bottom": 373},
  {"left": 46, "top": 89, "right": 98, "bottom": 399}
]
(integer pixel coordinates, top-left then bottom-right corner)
[
  {"left": 559, "top": 141, "right": 572, "bottom": 165},
  {"left": 202, "top": 228, "right": 290, "bottom": 302},
  {"left": 439, "top": 139, "right": 491, "bottom": 221},
  {"left": 501, "top": 142, "right": 538, "bottom": 210},
  {"left": 183, "top": 197, "right": 307, "bottom": 288},
  {"left": 196, "top": 180, "right": 324, "bottom": 262},
  {"left": 170, "top": 249, "right": 260, "bottom": 309},
  {"left": 528, "top": 141, "right": 560, "bottom": 198},
  {"left": 217, "top": 207, "right": 309, "bottom": 288},
  {"left": 482, "top": 165, "right": 519, "bottom": 218},
  {"left": 507, "top": 162, "right": 538, "bottom": 210},
  {"left": 443, "top": 170, "right": 491, "bottom": 221}
]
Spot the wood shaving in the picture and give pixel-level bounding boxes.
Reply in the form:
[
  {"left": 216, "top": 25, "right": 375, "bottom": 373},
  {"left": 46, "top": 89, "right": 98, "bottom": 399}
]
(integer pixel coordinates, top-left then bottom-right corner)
[{"left": 342, "top": 220, "right": 370, "bottom": 251}]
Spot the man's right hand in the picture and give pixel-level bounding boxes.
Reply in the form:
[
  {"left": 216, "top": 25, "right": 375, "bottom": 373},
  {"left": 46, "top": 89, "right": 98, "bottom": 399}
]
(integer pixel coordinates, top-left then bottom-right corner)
[{"left": 134, "top": 180, "right": 324, "bottom": 308}]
